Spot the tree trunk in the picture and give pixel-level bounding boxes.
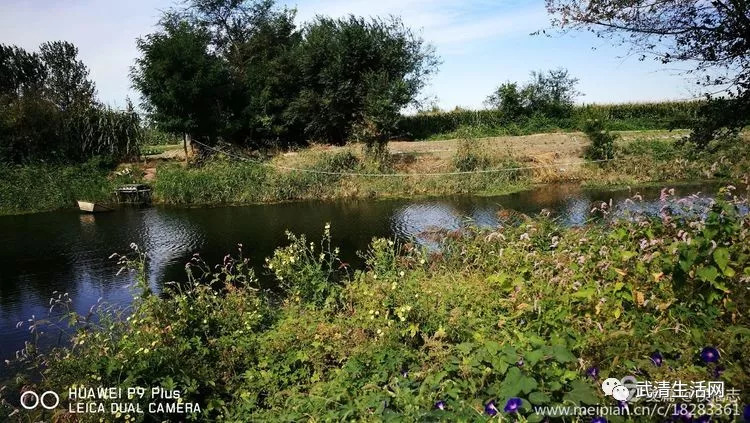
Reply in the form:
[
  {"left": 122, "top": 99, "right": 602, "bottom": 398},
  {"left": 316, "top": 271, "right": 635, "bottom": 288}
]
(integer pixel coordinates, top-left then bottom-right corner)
[{"left": 183, "top": 133, "right": 188, "bottom": 162}]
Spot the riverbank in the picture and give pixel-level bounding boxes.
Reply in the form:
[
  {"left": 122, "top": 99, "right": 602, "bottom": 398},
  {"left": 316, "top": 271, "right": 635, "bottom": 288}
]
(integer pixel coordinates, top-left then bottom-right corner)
[
  {"left": 6, "top": 187, "right": 748, "bottom": 421},
  {"left": 1, "top": 130, "right": 748, "bottom": 215}
]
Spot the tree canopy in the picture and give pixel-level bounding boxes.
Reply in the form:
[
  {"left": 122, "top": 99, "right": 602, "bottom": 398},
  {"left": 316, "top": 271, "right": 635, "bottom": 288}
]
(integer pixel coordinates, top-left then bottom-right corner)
[
  {"left": 132, "top": 0, "right": 438, "bottom": 149},
  {"left": 486, "top": 68, "right": 581, "bottom": 118}
]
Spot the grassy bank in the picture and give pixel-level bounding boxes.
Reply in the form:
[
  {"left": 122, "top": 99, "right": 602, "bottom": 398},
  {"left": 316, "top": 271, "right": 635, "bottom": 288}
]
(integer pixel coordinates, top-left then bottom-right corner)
[
  {"left": 6, "top": 188, "right": 749, "bottom": 421},
  {"left": 152, "top": 132, "right": 750, "bottom": 206},
  {"left": 1, "top": 131, "right": 748, "bottom": 215},
  {"left": 0, "top": 159, "right": 138, "bottom": 215}
]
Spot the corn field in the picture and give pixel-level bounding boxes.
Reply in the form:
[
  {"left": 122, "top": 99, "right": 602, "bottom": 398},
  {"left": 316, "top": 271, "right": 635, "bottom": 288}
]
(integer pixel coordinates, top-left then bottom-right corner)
[{"left": 397, "top": 101, "right": 701, "bottom": 140}]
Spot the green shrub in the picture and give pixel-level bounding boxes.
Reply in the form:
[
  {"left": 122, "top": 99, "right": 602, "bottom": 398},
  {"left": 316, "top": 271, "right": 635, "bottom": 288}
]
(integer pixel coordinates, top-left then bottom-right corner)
[
  {"left": 452, "top": 130, "right": 490, "bottom": 172},
  {"left": 583, "top": 119, "right": 617, "bottom": 160},
  {"left": 0, "top": 158, "right": 133, "bottom": 214}
]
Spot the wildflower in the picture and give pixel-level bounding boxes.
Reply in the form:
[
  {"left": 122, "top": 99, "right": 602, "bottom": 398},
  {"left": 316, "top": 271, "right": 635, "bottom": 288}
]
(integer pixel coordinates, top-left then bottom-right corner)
[
  {"left": 591, "top": 417, "right": 607, "bottom": 423},
  {"left": 435, "top": 400, "right": 445, "bottom": 410},
  {"left": 586, "top": 366, "right": 599, "bottom": 379},
  {"left": 516, "top": 358, "right": 524, "bottom": 367},
  {"left": 484, "top": 400, "right": 498, "bottom": 416},
  {"left": 695, "top": 415, "right": 711, "bottom": 423},
  {"left": 650, "top": 351, "right": 664, "bottom": 367},
  {"left": 503, "top": 397, "right": 522, "bottom": 413},
  {"left": 700, "top": 346, "right": 720, "bottom": 363},
  {"left": 743, "top": 404, "right": 750, "bottom": 422}
]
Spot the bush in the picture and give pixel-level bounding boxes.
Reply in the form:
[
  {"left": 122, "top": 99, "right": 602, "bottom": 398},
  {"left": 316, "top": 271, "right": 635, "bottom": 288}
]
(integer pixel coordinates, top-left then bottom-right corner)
[
  {"left": 452, "top": 130, "right": 490, "bottom": 172},
  {"left": 583, "top": 118, "right": 617, "bottom": 160}
]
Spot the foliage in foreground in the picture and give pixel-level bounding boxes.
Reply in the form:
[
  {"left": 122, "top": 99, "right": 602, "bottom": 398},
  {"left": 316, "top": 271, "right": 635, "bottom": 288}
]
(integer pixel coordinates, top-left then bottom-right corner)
[{"left": 7, "top": 188, "right": 750, "bottom": 421}]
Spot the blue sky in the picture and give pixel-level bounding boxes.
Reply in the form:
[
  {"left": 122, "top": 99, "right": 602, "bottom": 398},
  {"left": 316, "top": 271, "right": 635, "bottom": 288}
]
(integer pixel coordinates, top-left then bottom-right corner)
[{"left": 0, "top": 0, "right": 703, "bottom": 109}]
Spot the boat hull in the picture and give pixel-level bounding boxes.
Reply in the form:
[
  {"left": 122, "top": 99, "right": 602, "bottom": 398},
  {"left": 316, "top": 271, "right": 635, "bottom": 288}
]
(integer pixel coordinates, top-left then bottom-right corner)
[{"left": 77, "top": 201, "right": 113, "bottom": 213}]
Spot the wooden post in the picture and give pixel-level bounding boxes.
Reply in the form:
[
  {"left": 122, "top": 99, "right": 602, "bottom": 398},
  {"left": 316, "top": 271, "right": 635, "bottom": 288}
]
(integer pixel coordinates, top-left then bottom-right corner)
[{"left": 183, "top": 133, "right": 188, "bottom": 162}]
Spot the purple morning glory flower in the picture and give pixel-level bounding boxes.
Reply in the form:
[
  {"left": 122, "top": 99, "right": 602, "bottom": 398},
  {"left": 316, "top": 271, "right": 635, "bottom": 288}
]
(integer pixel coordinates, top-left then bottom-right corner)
[
  {"left": 586, "top": 366, "right": 599, "bottom": 379},
  {"left": 504, "top": 397, "right": 522, "bottom": 413},
  {"left": 592, "top": 417, "right": 607, "bottom": 423},
  {"left": 650, "top": 351, "right": 664, "bottom": 367},
  {"left": 435, "top": 400, "right": 445, "bottom": 410},
  {"left": 616, "top": 400, "right": 630, "bottom": 414},
  {"left": 695, "top": 415, "right": 711, "bottom": 423},
  {"left": 743, "top": 404, "right": 750, "bottom": 422},
  {"left": 700, "top": 346, "right": 720, "bottom": 363},
  {"left": 485, "top": 400, "right": 498, "bottom": 416}
]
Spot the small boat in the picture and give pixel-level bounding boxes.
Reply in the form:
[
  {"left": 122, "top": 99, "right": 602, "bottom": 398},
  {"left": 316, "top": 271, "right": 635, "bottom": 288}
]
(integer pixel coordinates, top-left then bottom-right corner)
[{"left": 77, "top": 201, "right": 113, "bottom": 213}]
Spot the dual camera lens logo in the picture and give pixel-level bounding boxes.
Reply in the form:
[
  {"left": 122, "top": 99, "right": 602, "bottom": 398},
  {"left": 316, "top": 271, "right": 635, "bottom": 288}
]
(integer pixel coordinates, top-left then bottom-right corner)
[
  {"left": 602, "top": 376, "right": 637, "bottom": 402},
  {"left": 20, "top": 391, "right": 60, "bottom": 410}
]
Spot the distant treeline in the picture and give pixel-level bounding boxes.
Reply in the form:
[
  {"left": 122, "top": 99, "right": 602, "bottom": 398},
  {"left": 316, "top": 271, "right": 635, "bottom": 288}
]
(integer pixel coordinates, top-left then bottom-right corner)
[
  {"left": 0, "top": 42, "right": 142, "bottom": 164},
  {"left": 398, "top": 101, "right": 701, "bottom": 140}
]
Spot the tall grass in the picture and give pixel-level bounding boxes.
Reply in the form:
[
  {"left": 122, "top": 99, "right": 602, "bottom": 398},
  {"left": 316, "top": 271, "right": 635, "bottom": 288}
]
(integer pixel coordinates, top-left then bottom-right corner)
[{"left": 0, "top": 159, "right": 132, "bottom": 215}]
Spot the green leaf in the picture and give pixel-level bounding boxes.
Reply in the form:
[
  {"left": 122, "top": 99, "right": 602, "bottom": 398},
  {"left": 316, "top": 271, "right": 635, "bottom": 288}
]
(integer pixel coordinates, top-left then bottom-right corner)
[
  {"left": 552, "top": 346, "right": 576, "bottom": 363},
  {"left": 620, "top": 251, "right": 636, "bottom": 261},
  {"left": 528, "top": 391, "right": 550, "bottom": 404},
  {"left": 499, "top": 368, "right": 538, "bottom": 397},
  {"left": 713, "top": 247, "right": 730, "bottom": 272},
  {"left": 696, "top": 265, "right": 719, "bottom": 283},
  {"left": 572, "top": 287, "right": 596, "bottom": 299},
  {"left": 563, "top": 380, "right": 599, "bottom": 405},
  {"left": 525, "top": 349, "right": 544, "bottom": 366}
]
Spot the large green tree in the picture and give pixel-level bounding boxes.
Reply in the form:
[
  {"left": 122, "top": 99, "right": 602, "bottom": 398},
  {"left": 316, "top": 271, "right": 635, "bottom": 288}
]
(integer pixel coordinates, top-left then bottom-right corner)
[
  {"left": 132, "top": 19, "right": 230, "bottom": 144},
  {"left": 290, "top": 16, "right": 439, "bottom": 145},
  {"left": 39, "top": 41, "right": 96, "bottom": 111}
]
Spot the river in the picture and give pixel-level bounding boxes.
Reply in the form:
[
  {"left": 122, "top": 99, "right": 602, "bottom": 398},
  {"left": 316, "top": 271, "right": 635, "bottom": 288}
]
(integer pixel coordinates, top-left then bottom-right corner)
[{"left": 0, "top": 182, "right": 729, "bottom": 371}]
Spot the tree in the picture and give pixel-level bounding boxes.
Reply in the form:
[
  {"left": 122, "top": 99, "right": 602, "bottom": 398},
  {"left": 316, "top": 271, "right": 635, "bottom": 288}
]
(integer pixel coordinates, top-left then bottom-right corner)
[
  {"left": 290, "top": 15, "right": 439, "bottom": 145},
  {"left": 544, "top": 0, "right": 750, "bottom": 146},
  {"left": 486, "top": 68, "right": 581, "bottom": 117},
  {"left": 132, "top": 18, "right": 230, "bottom": 147},
  {"left": 0, "top": 45, "right": 46, "bottom": 97},
  {"left": 135, "top": 0, "right": 302, "bottom": 148},
  {"left": 1, "top": 43, "right": 140, "bottom": 163},
  {"left": 39, "top": 41, "right": 96, "bottom": 111},
  {"left": 485, "top": 82, "right": 524, "bottom": 118}
]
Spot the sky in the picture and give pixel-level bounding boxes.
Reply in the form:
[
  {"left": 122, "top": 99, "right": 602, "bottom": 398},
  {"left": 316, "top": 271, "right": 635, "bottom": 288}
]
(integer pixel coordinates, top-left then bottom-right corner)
[{"left": 0, "top": 0, "right": 705, "bottom": 110}]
